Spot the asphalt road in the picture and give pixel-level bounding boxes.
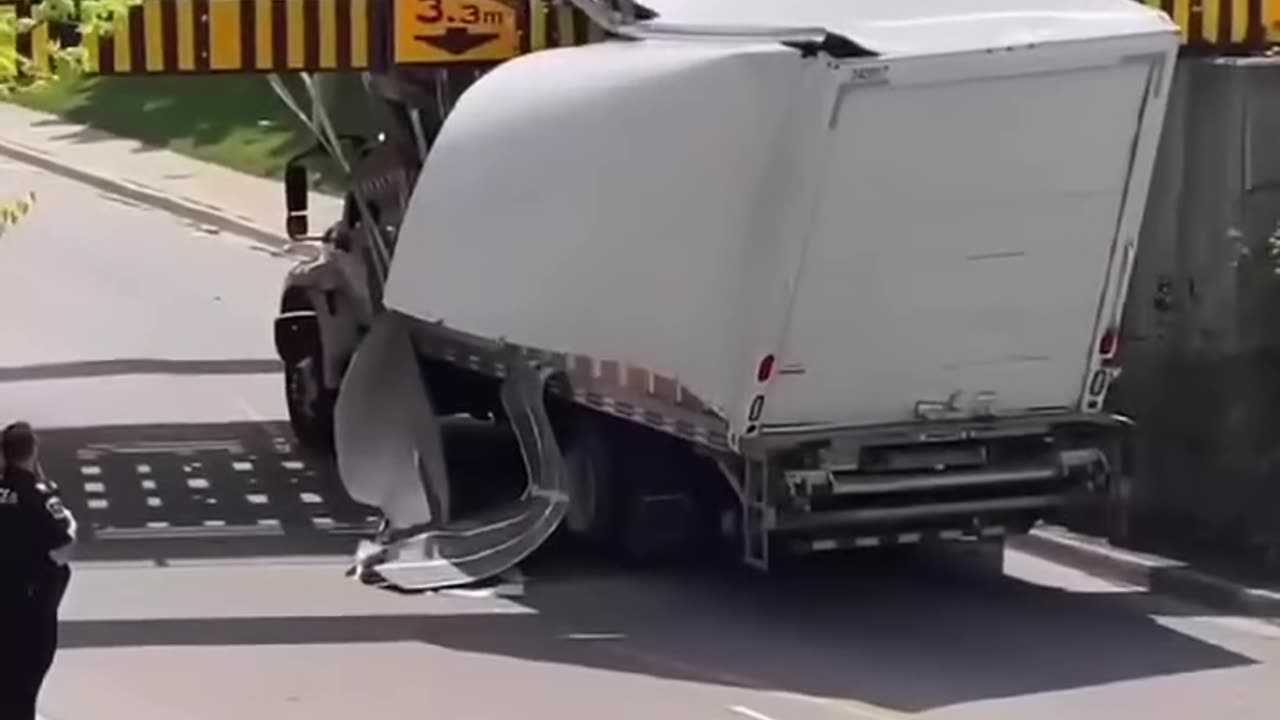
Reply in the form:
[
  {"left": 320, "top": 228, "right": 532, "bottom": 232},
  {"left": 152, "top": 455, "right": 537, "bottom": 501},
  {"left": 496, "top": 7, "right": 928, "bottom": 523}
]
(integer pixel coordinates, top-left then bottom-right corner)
[{"left": 1, "top": 159, "right": 1278, "bottom": 720}]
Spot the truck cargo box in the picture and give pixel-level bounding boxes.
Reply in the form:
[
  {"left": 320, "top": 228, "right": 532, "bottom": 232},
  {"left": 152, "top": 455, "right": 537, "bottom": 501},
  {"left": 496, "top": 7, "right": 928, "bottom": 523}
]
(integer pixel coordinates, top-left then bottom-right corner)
[{"left": 386, "top": 0, "right": 1178, "bottom": 441}]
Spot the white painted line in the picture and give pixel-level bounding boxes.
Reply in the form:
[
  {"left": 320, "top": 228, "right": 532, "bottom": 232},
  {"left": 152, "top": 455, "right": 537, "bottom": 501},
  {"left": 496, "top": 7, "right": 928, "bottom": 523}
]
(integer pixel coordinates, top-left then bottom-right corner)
[
  {"left": 87, "top": 498, "right": 109, "bottom": 510},
  {"left": 83, "top": 481, "right": 105, "bottom": 494},
  {"left": 897, "top": 532, "right": 923, "bottom": 544},
  {"left": 232, "top": 461, "right": 254, "bottom": 472},
  {"left": 140, "top": 479, "right": 157, "bottom": 490},
  {"left": 771, "top": 691, "right": 910, "bottom": 720},
  {"left": 136, "top": 463, "right": 152, "bottom": 474},
  {"left": 95, "top": 523, "right": 286, "bottom": 540},
  {"left": 329, "top": 523, "right": 380, "bottom": 536},
  {"left": 186, "top": 478, "right": 211, "bottom": 490},
  {"left": 282, "top": 460, "right": 305, "bottom": 471},
  {"left": 80, "top": 465, "right": 102, "bottom": 476},
  {"left": 1181, "top": 614, "right": 1280, "bottom": 640},
  {"left": 85, "top": 440, "right": 244, "bottom": 454},
  {"left": 854, "top": 537, "right": 880, "bottom": 548},
  {"left": 247, "top": 493, "right": 269, "bottom": 505},
  {"left": 146, "top": 497, "right": 162, "bottom": 507},
  {"left": 812, "top": 539, "right": 838, "bottom": 551},
  {"left": 1029, "top": 529, "right": 1182, "bottom": 569},
  {"left": 728, "top": 705, "right": 776, "bottom": 720},
  {"left": 439, "top": 583, "right": 526, "bottom": 599},
  {"left": 300, "top": 492, "right": 323, "bottom": 504},
  {"left": 560, "top": 632, "right": 627, "bottom": 641}
]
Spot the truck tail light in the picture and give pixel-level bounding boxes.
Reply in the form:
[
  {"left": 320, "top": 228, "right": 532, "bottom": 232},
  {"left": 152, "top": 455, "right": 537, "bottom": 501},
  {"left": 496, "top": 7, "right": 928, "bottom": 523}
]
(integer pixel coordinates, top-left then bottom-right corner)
[
  {"left": 1098, "top": 328, "right": 1119, "bottom": 358},
  {"left": 756, "top": 354, "right": 775, "bottom": 383}
]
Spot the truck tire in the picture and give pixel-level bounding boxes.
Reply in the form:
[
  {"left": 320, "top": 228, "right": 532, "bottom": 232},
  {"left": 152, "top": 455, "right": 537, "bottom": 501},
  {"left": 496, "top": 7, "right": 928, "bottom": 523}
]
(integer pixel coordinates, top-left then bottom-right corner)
[
  {"left": 561, "top": 413, "right": 701, "bottom": 565},
  {"left": 281, "top": 317, "right": 338, "bottom": 457},
  {"left": 562, "top": 418, "right": 616, "bottom": 547}
]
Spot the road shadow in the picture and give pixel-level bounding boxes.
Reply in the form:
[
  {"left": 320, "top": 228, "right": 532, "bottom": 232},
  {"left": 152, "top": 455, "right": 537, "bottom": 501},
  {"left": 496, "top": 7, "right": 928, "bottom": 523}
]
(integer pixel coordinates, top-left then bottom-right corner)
[
  {"left": 29, "top": 414, "right": 1265, "bottom": 711},
  {"left": 55, "top": 552, "right": 1262, "bottom": 713},
  {"left": 30, "top": 419, "right": 379, "bottom": 560}
]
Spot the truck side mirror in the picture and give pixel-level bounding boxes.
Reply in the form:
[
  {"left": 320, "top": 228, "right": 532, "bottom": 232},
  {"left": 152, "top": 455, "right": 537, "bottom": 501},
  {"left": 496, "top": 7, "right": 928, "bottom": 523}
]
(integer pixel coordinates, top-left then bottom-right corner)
[{"left": 284, "top": 163, "right": 309, "bottom": 239}]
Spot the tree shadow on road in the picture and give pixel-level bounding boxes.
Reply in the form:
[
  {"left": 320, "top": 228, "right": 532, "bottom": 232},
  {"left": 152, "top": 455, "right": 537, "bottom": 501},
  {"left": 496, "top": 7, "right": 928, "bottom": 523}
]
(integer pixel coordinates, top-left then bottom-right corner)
[{"left": 54, "top": 551, "right": 1263, "bottom": 714}]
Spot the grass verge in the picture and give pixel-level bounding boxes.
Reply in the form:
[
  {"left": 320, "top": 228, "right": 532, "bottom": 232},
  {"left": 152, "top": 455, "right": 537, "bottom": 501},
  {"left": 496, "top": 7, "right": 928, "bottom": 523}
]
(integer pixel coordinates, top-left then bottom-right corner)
[{"left": 9, "top": 72, "right": 366, "bottom": 188}]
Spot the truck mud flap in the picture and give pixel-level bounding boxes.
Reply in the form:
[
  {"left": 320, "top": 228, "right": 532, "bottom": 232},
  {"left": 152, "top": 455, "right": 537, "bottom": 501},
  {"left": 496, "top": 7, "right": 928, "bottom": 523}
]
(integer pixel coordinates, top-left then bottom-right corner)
[{"left": 333, "top": 313, "right": 569, "bottom": 592}]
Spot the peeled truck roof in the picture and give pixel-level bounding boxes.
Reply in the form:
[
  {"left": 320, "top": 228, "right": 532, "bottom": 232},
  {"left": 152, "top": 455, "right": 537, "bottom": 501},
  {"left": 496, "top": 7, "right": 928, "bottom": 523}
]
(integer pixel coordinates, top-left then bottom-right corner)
[{"left": 633, "top": 0, "right": 1179, "bottom": 56}]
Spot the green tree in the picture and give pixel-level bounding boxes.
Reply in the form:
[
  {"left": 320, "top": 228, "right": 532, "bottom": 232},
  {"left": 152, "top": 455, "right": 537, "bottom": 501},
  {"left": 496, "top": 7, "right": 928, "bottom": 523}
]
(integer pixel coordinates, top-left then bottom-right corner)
[{"left": 0, "top": 0, "right": 136, "bottom": 236}]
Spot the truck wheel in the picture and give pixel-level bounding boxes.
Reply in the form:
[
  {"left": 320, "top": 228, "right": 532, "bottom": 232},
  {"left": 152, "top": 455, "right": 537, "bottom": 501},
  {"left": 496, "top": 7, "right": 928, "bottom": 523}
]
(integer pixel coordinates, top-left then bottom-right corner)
[
  {"left": 560, "top": 414, "right": 700, "bottom": 565},
  {"left": 284, "top": 331, "right": 338, "bottom": 456},
  {"left": 562, "top": 418, "right": 616, "bottom": 548}
]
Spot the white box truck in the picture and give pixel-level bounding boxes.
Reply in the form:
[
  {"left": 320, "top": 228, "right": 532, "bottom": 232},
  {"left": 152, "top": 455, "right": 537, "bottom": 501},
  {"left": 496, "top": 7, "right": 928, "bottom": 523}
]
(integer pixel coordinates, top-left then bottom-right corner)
[{"left": 262, "top": 0, "right": 1182, "bottom": 591}]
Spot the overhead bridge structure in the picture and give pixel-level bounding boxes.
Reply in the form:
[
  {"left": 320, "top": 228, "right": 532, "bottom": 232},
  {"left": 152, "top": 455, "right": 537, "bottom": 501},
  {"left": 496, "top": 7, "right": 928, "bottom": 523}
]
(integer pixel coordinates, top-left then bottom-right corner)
[
  {"left": 1, "top": 0, "right": 614, "bottom": 75},
  {"left": 2, "top": 1, "right": 1275, "bottom": 78}
]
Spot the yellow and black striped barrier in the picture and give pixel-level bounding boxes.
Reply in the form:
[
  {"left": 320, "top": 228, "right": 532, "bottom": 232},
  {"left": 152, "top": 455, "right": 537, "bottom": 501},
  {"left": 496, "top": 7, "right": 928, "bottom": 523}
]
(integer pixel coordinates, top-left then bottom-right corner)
[
  {"left": 1142, "top": 0, "right": 1280, "bottom": 49},
  {"left": 2, "top": 0, "right": 376, "bottom": 73},
  {"left": 89, "top": 0, "right": 376, "bottom": 73},
  {"left": 13, "top": 1, "right": 1275, "bottom": 77},
  {"left": 1, "top": 0, "right": 614, "bottom": 76}
]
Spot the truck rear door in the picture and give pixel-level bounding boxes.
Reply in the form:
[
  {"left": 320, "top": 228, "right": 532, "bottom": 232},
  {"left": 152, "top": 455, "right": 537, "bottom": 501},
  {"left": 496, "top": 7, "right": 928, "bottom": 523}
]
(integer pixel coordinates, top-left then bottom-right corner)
[{"left": 761, "top": 52, "right": 1160, "bottom": 430}]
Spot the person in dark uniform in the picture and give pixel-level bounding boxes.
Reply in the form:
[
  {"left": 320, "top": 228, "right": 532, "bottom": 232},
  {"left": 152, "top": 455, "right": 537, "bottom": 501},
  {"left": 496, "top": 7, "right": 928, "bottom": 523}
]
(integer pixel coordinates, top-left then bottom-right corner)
[{"left": 0, "top": 421, "right": 77, "bottom": 720}]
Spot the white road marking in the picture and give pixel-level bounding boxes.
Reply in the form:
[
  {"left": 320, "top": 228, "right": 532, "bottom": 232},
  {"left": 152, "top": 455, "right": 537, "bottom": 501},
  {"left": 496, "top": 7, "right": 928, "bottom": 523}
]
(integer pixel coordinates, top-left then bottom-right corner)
[
  {"left": 560, "top": 632, "right": 627, "bottom": 641},
  {"left": 588, "top": 636, "right": 909, "bottom": 720},
  {"left": 770, "top": 690, "right": 910, "bottom": 720},
  {"left": 1184, "top": 615, "right": 1280, "bottom": 639},
  {"left": 95, "top": 523, "right": 285, "bottom": 540},
  {"left": 728, "top": 706, "right": 777, "bottom": 720},
  {"left": 439, "top": 583, "right": 526, "bottom": 599}
]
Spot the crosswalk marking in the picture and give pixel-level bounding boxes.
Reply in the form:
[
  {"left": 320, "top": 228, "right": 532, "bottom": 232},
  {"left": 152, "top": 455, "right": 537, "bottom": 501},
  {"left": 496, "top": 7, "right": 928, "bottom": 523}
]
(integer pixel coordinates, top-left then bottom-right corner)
[{"left": 48, "top": 436, "right": 381, "bottom": 540}]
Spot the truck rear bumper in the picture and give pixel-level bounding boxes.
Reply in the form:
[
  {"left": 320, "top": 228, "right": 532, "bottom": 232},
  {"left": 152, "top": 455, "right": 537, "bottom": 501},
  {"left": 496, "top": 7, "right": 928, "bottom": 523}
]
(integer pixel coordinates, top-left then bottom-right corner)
[
  {"left": 777, "top": 492, "right": 1067, "bottom": 532},
  {"left": 747, "top": 415, "right": 1125, "bottom": 549},
  {"left": 775, "top": 448, "right": 1105, "bottom": 531}
]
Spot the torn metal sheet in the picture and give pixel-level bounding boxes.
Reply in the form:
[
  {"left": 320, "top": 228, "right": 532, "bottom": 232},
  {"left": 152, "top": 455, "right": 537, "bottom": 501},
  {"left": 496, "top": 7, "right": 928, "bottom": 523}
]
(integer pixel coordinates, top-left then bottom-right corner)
[{"left": 335, "top": 312, "right": 570, "bottom": 591}]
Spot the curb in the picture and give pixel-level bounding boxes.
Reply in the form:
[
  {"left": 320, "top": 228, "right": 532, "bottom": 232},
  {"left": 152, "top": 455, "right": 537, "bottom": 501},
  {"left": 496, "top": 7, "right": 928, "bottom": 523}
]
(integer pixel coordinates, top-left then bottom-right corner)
[
  {"left": 0, "top": 137, "right": 305, "bottom": 256},
  {"left": 1012, "top": 525, "right": 1280, "bottom": 620}
]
